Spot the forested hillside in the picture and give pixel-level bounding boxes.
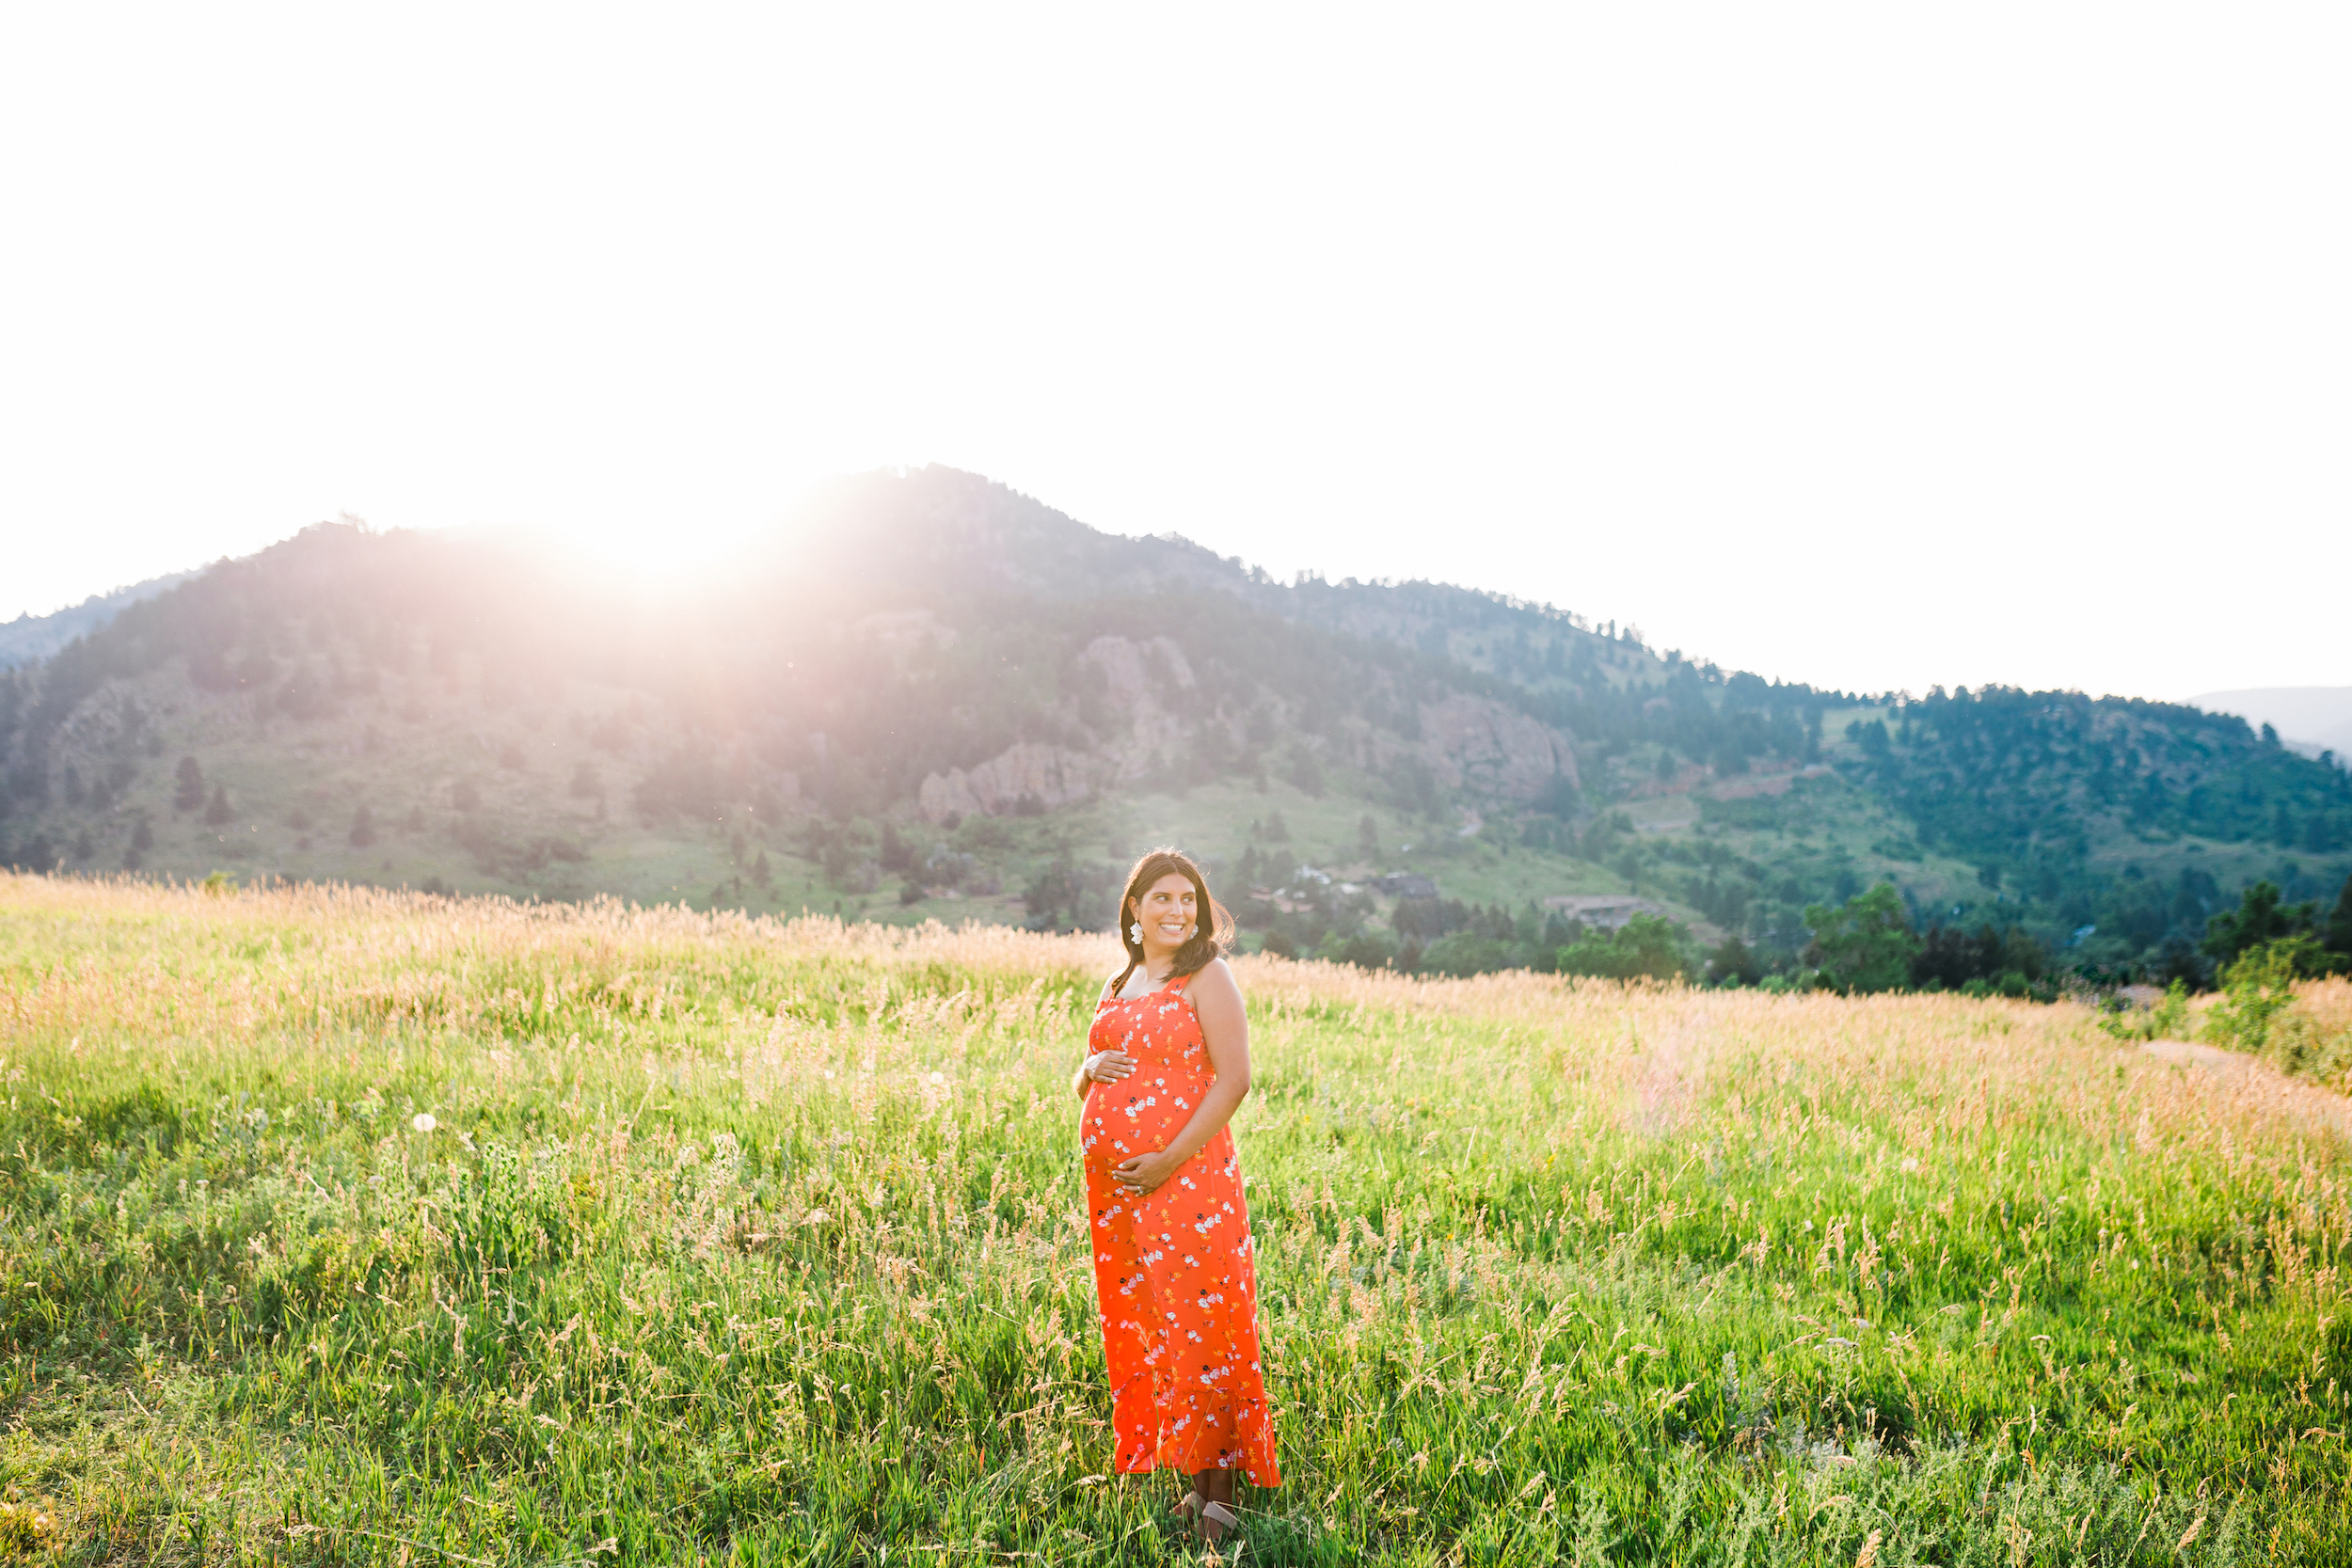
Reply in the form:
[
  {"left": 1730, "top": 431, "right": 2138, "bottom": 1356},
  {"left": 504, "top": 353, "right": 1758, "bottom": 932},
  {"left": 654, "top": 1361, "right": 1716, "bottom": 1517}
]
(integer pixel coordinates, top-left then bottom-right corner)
[
  {"left": 0, "top": 568, "right": 196, "bottom": 669},
  {"left": 3, "top": 465, "right": 2345, "bottom": 985}
]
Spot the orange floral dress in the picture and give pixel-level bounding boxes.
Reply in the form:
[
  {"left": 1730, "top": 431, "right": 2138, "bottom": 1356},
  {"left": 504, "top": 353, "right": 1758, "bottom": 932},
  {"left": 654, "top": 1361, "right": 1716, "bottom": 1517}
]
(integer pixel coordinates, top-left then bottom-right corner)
[{"left": 1081, "top": 971, "right": 1281, "bottom": 1485}]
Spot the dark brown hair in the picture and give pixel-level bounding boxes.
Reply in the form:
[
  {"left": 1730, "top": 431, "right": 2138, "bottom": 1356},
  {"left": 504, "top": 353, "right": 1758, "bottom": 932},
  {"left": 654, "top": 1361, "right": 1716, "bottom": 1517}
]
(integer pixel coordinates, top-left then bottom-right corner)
[{"left": 1113, "top": 847, "right": 1234, "bottom": 990}]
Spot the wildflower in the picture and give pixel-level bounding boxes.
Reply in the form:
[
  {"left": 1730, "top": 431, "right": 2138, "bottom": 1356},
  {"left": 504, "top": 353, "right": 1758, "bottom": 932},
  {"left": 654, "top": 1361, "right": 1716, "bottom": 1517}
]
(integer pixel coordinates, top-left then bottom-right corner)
[
  {"left": 929, "top": 1070, "right": 946, "bottom": 1085},
  {"left": 411, "top": 1113, "right": 437, "bottom": 1133}
]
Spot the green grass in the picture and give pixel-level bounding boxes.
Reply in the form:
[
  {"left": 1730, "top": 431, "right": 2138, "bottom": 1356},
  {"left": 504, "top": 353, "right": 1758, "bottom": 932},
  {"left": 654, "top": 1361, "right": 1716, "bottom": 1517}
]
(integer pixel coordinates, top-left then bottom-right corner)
[{"left": 3, "top": 873, "right": 2349, "bottom": 1563}]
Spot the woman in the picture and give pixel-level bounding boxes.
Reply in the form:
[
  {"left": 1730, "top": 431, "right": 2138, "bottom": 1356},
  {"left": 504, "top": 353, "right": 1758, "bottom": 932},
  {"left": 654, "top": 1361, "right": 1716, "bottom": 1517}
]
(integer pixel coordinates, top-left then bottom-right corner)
[{"left": 1073, "top": 848, "right": 1280, "bottom": 1544}]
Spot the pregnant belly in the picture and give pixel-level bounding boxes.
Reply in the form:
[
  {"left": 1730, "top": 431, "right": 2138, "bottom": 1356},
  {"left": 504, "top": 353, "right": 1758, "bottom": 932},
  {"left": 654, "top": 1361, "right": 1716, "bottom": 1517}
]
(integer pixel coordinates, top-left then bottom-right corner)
[{"left": 1082, "top": 1077, "right": 1204, "bottom": 1172}]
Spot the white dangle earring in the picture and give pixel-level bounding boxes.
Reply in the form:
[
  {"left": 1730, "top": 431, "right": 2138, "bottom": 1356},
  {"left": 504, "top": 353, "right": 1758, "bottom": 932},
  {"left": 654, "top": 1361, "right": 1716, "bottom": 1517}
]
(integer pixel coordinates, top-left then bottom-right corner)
[{"left": 1130, "top": 922, "right": 1143, "bottom": 943}]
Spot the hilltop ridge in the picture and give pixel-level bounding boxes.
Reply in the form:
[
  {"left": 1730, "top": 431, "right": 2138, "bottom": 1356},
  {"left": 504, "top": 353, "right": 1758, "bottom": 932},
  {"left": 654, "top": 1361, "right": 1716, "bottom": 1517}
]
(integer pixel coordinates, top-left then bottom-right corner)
[
  {"left": 2, "top": 465, "right": 2345, "bottom": 984},
  {"left": 0, "top": 568, "right": 199, "bottom": 670},
  {"left": 2191, "top": 687, "right": 2352, "bottom": 761}
]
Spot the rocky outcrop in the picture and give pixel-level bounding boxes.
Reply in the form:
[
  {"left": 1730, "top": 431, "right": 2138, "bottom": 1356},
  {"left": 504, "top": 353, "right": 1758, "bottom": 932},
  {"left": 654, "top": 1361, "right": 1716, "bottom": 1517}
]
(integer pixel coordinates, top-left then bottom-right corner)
[
  {"left": 917, "top": 636, "right": 1200, "bottom": 821},
  {"left": 918, "top": 645, "right": 1577, "bottom": 820},
  {"left": 918, "top": 742, "right": 1116, "bottom": 821},
  {"left": 1415, "top": 693, "right": 1578, "bottom": 800},
  {"left": 1081, "top": 635, "right": 1192, "bottom": 780},
  {"left": 1083, "top": 633, "right": 1192, "bottom": 707}
]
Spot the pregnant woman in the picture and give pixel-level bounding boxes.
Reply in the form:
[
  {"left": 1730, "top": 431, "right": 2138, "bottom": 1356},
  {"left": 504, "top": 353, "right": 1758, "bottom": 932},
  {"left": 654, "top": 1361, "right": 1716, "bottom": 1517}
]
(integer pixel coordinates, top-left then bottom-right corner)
[{"left": 1073, "top": 848, "right": 1280, "bottom": 1544}]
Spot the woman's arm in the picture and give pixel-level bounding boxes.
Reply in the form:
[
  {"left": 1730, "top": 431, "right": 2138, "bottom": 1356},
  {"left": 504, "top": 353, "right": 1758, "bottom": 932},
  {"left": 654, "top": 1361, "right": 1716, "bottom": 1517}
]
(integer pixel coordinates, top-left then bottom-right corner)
[{"left": 1112, "top": 958, "right": 1252, "bottom": 1195}]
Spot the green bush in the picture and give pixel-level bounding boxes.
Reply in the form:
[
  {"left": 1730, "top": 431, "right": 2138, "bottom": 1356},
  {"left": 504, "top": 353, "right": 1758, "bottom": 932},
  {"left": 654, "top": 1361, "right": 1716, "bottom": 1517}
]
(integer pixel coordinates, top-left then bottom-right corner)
[
  {"left": 2201, "top": 939, "right": 2317, "bottom": 1055},
  {"left": 1802, "top": 884, "right": 1921, "bottom": 993},
  {"left": 1319, "top": 931, "right": 1400, "bottom": 970},
  {"left": 1417, "top": 931, "right": 1517, "bottom": 977},
  {"left": 2096, "top": 978, "right": 2191, "bottom": 1042},
  {"left": 1556, "top": 912, "right": 1688, "bottom": 981}
]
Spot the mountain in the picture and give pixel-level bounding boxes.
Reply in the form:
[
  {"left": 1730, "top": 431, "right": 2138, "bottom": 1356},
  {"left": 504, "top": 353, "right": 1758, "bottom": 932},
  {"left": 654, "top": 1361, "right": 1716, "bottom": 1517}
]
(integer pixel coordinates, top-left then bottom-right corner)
[
  {"left": 0, "top": 569, "right": 199, "bottom": 669},
  {"left": 2190, "top": 688, "right": 2352, "bottom": 764},
  {"left": 4, "top": 466, "right": 2347, "bottom": 986}
]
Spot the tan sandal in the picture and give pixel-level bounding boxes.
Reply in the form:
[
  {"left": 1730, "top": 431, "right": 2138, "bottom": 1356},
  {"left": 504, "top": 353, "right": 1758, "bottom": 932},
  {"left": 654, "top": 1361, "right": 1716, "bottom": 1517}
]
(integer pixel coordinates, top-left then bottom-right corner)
[{"left": 1199, "top": 1499, "right": 1241, "bottom": 1542}]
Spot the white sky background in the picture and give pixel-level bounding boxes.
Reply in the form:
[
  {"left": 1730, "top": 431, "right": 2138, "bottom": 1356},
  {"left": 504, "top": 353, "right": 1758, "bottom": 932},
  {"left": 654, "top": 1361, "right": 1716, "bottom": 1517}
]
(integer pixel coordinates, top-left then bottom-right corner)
[{"left": 2, "top": 6, "right": 2345, "bottom": 701}]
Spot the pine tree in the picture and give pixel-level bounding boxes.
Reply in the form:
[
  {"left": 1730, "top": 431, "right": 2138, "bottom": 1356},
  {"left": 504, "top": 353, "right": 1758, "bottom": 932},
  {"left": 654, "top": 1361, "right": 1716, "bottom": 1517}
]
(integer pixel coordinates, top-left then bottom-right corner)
[
  {"left": 1286, "top": 751, "right": 1325, "bottom": 797},
  {"left": 350, "top": 804, "right": 377, "bottom": 847},
  {"left": 174, "top": 756, "right": 206, "bottom": 812},
  {"left": 203, "top": 784, "right": 232, "bottom": 826},
  {"left": 2325, "top": 874, "right": 2352, "bottom": 969},
  {"left": 2201, "top": 880, "right": 2313, "bottom": 968}
]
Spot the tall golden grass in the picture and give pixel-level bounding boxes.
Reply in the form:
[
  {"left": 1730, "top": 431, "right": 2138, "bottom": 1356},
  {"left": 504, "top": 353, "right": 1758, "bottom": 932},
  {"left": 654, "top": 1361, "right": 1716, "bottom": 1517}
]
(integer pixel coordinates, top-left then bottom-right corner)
[{"left": 3, "top": 869, "right": 2349, "bottom": 1563}]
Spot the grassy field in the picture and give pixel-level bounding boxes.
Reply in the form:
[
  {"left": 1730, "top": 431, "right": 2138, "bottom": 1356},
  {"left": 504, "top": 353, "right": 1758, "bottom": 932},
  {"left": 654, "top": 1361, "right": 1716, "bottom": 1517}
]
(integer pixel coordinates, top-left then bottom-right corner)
[{"left": 2, "top": 874, "right": 2349, "bottom": 1564}]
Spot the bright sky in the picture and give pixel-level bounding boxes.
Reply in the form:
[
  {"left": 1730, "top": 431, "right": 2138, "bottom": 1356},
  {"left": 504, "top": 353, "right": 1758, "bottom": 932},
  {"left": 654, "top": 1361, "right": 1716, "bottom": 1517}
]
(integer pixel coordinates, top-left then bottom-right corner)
[{"left": 3, "top": 7, "right": 2345, "bottom": 701}]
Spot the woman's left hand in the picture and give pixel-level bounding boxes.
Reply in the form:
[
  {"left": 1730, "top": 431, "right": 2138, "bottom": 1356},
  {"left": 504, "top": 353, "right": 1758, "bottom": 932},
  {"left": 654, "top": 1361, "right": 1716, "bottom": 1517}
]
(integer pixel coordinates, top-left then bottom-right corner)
[{"left": 1113, "top": 1149, "right": 1182, "bottom": 1196}]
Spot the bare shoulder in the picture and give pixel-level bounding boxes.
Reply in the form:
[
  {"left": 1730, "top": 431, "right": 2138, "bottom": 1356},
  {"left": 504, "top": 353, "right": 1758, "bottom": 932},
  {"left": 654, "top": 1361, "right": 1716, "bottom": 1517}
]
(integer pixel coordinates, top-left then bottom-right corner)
[{"left": 1187, "top": 957, "right": 1244, "bottom": 1005}]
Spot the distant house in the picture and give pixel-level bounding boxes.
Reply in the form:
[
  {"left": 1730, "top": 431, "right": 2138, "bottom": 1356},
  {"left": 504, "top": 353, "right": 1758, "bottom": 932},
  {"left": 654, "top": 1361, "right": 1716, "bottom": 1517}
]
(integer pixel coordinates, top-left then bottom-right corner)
[
  {"left": 1541, "top": 895, "right": 1667, "bottom": 930},
  {"left": 1376, "top": 873, "right": 1438, "bottom": 900}
]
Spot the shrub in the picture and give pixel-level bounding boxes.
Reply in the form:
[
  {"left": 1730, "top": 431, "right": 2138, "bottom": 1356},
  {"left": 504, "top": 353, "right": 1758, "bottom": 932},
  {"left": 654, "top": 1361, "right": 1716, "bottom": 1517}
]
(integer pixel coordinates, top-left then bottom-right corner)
[
  {"left": 1558, "top": 913, "right": 1688, "bottom": 981},
  {"left": 2097, "top": 978, "right": 2191, "bottom": 1042},
  {"left": 2266, "top": 977, "right": 2352, "bottom": 1087},
  {"left": 172, "top": 755, "right": 205, "bottom": 812},
  {"left": 1803, "top": 884, "right": 1920, "bottom": 993},
  {"left": 1320, "top": 931, "right": 1400, "bottom": 971},
  {"left": 1706, "top": 935, "right": 1762, "bottom": 988},
  {"left": 2201, "top": 939, "right": 2316, "bottom": 1056}
]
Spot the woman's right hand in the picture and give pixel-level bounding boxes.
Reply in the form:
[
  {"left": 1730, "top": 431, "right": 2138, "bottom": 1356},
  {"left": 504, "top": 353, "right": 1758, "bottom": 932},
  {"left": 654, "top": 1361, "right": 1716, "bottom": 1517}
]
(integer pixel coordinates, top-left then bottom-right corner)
[{"left": 1084, "top": 1050, "right": 1137, "bottom": 1085}]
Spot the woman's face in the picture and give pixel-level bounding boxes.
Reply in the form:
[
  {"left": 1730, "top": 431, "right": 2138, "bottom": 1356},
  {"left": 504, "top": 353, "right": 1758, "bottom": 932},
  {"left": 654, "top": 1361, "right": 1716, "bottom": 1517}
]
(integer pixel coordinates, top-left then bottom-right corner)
[{"left": 1131, "top": 872, "right": 1198, "bottom": 952}]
